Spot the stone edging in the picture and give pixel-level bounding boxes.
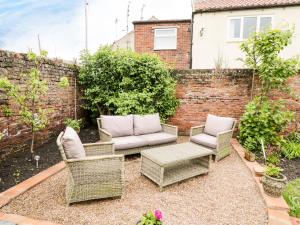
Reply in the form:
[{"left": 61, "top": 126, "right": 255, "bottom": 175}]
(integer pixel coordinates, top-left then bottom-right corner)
[
  {"left": 231, "top": 139, "right": 299, "bottom": 225},
  {"left": 0, "top": 161, "right": 65, "bottom": 225}
]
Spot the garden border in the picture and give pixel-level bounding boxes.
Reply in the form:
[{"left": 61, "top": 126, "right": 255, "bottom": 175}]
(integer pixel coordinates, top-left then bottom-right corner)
[
  {"left": 231, "top": 139, "right": 299, "bottom": 225},
  {"left": 0, "top": 162, "right": 65, "bottom": 208}
]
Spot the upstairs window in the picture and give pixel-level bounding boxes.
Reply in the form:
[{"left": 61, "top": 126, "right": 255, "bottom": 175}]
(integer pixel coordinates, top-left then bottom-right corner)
[
  {"left": 228, "top": 15, "right": 272, "bottom": 41},
  {"left": 154, "top": 28, "right": 177, "bottom": 50}
]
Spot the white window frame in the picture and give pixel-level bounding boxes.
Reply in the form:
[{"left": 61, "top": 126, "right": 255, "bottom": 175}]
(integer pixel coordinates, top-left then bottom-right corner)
[
  {"left": 227, "top": 15, "right": 273, "bottom": 42},
  {"left": 154, "top": 28, "right": 177, "bottom": 50}
]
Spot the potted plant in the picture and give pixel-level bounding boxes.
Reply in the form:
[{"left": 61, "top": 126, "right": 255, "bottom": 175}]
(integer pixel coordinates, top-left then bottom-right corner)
[
  {"left": 137, "top": 210, "right": 163, "bottom": 225},
  {"left": 64, "top": 118, "right": 82, "bottom": 133},
  {"left": 244, "top": 149, "right": 256, "bottom": 162},
  {"left": 261, "top": 164, "right": 287, "bottom": 197}
]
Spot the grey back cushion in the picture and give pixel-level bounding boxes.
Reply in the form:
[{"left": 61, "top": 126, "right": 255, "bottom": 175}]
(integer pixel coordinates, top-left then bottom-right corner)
[
  {"left": 204, "top": 114, "right": 234, "bottom": 137},
  {"left": 101, "top": 115, "right": 134, "bottom": 138},
  {"left": 134, "top": 113, "right": 162, "bottom": 135},
  {"left": 62, "top": 127, "right": 86, "bottom": 159}
]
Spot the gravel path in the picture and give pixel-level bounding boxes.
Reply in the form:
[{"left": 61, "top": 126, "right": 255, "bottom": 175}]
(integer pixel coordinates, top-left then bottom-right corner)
[{"left": 1, "top": 141, "right": 267, "bottom": 225}]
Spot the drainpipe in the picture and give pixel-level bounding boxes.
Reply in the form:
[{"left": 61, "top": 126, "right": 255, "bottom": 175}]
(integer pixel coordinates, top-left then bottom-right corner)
[{"left": 189, "top": 12, "right": 194, "bottom": 69}]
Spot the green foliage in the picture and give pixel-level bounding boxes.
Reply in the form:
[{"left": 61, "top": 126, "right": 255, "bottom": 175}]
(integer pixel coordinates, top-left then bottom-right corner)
[
  {"left": 265, "top": 164, "right": 283, "bottom": 178},
  {"left": 239, "top": 29, "right": 299, "bottom": 154},
  {"left": 138, "top": 211, "right": 162, "bottom": 225},
  {"left": 283, "top": 179, "right": 300, "bottom": 218},
  {"left": 1, "top": 105, "right": 12, "bottom": 117},
  {"left": 79, "top": 46, "right": 178, "bottom": 120},
  {"left": 241, "top": 29, "right": 300, "bottom": 96},
  {"left": 58, "top": 76, "right": 69, "bottom": 88},
  {"left": 239, "top": 98, "right": 294, "bottom": 153},
  {"left": 0, "top": 50, "right": 50, "bottom": 155},
  {"left": 64, "top": 118, "right": 83, "bottom": 132},
  {"left": 281, "top": 140, "right": 300, "bottom": 160},
  {"left": 267, "top": 153, "right": 280, "bottom": 166}
]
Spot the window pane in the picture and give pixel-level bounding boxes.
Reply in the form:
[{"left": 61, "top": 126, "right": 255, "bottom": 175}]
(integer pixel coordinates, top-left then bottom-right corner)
[
  {"left": 154, "top": 36, "right": 176, "bottom": 50},
  {"left": 243, "top": 17, "right": 257, "bottom": 39},
  {"left": 155, "top": 29, "right": 176, "bottom": 37},
  {"left": 229, "top": 19, "right": 241, "bottom": 39},
  {"left": 260, "top": 17, "right": 272, "bottom": 31}
]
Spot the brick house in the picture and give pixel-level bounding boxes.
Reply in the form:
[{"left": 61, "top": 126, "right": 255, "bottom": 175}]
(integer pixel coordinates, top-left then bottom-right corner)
[{"left": 133, "top": 18, "right": 192, "bottom": 69}]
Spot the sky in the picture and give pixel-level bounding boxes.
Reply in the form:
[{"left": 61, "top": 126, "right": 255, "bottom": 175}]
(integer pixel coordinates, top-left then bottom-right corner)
[{"left": 0, "top": 0, "right": 192, "bottom": 61}]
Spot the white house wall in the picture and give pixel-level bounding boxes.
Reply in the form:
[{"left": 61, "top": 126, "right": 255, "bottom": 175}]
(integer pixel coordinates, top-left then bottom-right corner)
[{"left": 192, "top": 6, "right": 300, "bottom": 69}]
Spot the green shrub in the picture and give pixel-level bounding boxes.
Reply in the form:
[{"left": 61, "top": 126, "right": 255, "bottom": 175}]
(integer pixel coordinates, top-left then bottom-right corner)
[
  {"left": 239, "top": 98, "right": 294, "bottom": 153},
  {"left": 79, "top": 46, "right": 178, "bottom": 121},
  {"left": 283, "top": 179, "right": 300, "bottom": 218},
  {"left": 64, "top": 118, "right": 83, "bottom": 132},
  {"left": 265, "top": 164, "right": 283, "bottom": 178},
  {"left": 287, "top": 132, "right": 300, "bottom": 143}
]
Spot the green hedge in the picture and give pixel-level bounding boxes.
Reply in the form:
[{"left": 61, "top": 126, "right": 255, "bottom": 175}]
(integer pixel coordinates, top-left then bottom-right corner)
[{"left": 79, "top": 47, "right": 178, "bottom": 120}]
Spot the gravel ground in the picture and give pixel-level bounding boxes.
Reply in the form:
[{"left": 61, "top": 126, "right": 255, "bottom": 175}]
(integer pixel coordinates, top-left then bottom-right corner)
[{"left": 1, "top": 139, "right": 267, "bottom": 225}]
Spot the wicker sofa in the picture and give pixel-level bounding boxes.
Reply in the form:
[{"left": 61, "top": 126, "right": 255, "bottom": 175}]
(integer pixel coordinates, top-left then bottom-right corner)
[
  {"left": 97, "top": 113, "right": 178, "bottom": 156},
  {"left": 190, "top": 114, "right": 236, "bottom": 161},
  {"left": 57, "top": 128, "right": 124, "bottom": 205}
]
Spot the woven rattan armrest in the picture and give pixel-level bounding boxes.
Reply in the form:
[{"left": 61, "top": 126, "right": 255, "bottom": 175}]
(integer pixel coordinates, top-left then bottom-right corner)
[
  {"left": 161, "top": 123, "right": 178, "bottom": 136},
  {"left": 99, "top": 128, "right": 112, "bottom": 142},
  {"left": 83, "top": 142, "right": 114, "bottom": 156},
  {"left": 190, "top": 125, "right": 205, "bottom": 136}
]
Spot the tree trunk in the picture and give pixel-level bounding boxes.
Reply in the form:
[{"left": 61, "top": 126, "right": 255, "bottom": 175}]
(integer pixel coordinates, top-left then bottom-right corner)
[{"left": 250, "top": 70, "right": 255, "bottom": 100}]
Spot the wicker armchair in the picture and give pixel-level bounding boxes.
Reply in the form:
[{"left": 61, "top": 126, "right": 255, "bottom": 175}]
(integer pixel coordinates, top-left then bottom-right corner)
[
  {"left": 190, "top": 115, "right": 236, "bottom": 161},
  {"left": 57, "top": 132, "right": 124, "bottom": 205}
]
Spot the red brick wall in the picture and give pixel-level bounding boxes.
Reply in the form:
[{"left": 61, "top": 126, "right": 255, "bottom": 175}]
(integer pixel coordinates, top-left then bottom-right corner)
[
  {"left": 134, "top": 21, "right": 191, "bottom": 69},
  {"left": 169, "top": 69, "right": 300, "bottom": 135},
  {"left": 0, "top": 50, "right": 83, "bottom": 158}
]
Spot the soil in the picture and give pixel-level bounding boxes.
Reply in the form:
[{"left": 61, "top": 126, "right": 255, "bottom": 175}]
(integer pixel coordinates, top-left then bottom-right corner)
[
  {"left": 0, "top": 126, "right": 99, "bottom": 192},
  {"left": 257, "top": 156, "right": 300, "bottom": 181}
]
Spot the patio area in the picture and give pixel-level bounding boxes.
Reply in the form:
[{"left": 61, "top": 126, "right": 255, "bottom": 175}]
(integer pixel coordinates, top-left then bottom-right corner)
[{"left": 1, "top": 138, "right": 267, "bottom": 225}]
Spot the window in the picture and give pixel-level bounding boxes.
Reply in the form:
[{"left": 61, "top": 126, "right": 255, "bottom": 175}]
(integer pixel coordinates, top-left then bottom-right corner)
[
  {"left": 228, "top": 15, "right": 272, "bottom": 41},
  {"left": 154, "top": 28, "right": 177, "bottom": 50}
]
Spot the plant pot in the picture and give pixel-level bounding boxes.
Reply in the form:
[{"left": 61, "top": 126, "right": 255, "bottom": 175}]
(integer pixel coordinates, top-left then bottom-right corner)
[
  {"left": 245, "top": 151, "right": 255, "bottom": 162},
  {"left": 261, "top": 173, "right": 287, "bottom": 197}
]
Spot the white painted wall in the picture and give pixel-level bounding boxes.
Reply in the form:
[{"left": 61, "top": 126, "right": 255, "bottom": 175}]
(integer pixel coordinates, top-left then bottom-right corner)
[
  {"left": 112, "top": 31, "right": 135, "bottom": 51},
  {"left": 192, "top": 6, "right": 300, "bottom": 69}
]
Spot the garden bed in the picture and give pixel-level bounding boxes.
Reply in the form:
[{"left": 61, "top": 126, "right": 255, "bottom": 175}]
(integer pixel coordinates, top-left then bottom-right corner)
[
  {"left": 0, "top": 125, "right": 99, "bottom": 192},
  {"left": 256, "top": 156, "right": 300, "bottom": 181}
]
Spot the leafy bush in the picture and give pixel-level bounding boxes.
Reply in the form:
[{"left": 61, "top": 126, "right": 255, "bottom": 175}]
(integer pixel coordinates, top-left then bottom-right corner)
[
  {"left": 283, "top": 179, "right": 300, "bottom": 218},
  {"left": 79, "top": 47, "right": 178, "bottom": 121},
  {"left": 267, "top": 153, "right": 280, "bottom": 166},
  {"left": 239, "top": 98, "right": 294, "bottom": 153},
  {"left": 64, "top": 118, "right": 83, "bottom": 132},
  {"left": 265, "top": 164, "right": 283, "bottom": 178}
]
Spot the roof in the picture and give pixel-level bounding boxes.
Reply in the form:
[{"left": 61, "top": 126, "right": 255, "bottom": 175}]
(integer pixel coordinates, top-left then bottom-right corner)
[
  {"left": 133, "top": 19, "right": 191, "bottom": 25},
  {"left": 194, "top": 0, "right": 300, "bottom": 12}
]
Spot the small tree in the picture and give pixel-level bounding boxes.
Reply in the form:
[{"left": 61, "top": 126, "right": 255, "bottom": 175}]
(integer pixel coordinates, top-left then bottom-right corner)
[
  {"left": 239, "top": 29, "right": 300, "bottom": 152},
  {"left": 0, "top": 51, "right": 50, "bottom": 159}
]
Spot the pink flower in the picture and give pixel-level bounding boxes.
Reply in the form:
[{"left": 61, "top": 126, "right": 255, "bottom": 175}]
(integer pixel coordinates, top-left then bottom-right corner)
[{"left": 154, "top": 210, "right": 163, "bottom": 221}]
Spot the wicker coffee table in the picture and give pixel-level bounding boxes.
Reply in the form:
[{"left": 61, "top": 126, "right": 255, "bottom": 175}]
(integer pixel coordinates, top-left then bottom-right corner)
[{"left": 140, "top": 142, "right": 213, "bottom": 191}]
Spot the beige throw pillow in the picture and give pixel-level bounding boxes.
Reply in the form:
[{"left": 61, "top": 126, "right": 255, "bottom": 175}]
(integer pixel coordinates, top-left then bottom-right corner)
[
  {"left": 62, "top": 127, "right": 86, "bottom": 159},
  {"left": 101, "top": 115, "right": 134, "bottom": 137},
  {"left": 133, "top": 113, "right": 162, "bottom": 135}
]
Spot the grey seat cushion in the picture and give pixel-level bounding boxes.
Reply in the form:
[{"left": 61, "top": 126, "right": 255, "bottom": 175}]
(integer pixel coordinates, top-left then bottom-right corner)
[
  {"left": 62, "top": 127, "right": 86, "bottom": 159},
  {"left": 204, "top": 114, "right": 234, "bottom": 137},
  {"left": 112, "top": 136, "right": 147, "bottom": 150},
  {"left": 101, "top": 115, "right": 133, "bottom": 138},
  {"left": 190, "top": 133, "right": 217, "bottom": 149},
  {"left": 139, "top": 132, "right": 177, "bottom": 145},
  {"left": 133, "top": 113, "right": 162, "bottom": 135}
]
